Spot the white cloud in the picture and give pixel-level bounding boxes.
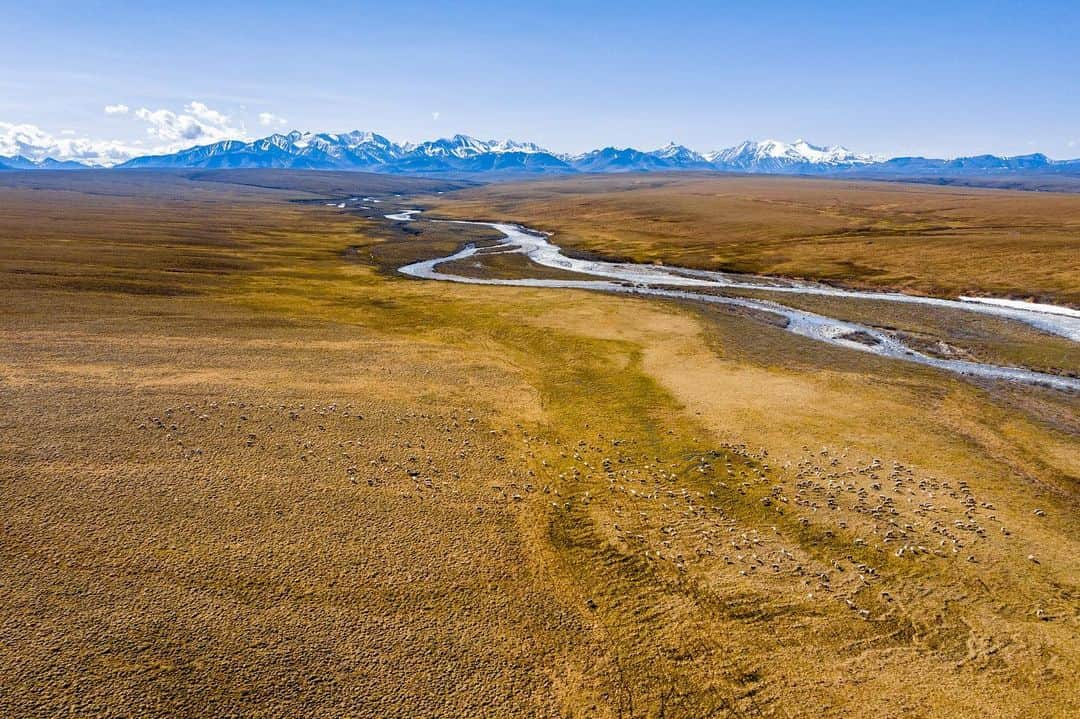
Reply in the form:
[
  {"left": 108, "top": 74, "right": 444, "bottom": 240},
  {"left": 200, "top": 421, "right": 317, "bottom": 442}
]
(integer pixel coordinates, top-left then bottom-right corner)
[
  {"left": 1, "top": 101, "right": 247, "bottom": 166},
  {"left": 1068, "top": 139, "right": 1077, "bottom": 149},
  {"left": 133, "top": 100, "right": 246, "bottom": 150},
  {"left": 258, "top": 111, "right": 287, "bottom": 127},
  {"left": 432, "top": 111, "right": 440, "bottom": 121},
  {"left": 104, "top": 104, "right": 129, "bottom": 115},
  {"left": 0, "top": 121, "right": 142, "bottom": 165}
]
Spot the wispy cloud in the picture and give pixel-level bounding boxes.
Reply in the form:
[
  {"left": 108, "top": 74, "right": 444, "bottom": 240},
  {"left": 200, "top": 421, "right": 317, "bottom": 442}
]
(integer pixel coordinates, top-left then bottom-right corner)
[
  {"left": 104, "top": 104, "right": 129, "bottom": 115},
  {"left": 258, "top": 111, "right": 287, "bottom": 127},
  {"left": 432, "top": 111, "right": 440, "bottom": 121}
]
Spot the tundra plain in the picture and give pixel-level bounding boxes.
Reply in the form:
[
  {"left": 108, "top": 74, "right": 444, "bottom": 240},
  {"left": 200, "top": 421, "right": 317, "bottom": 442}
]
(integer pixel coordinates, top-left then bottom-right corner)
[{"left": 1, "top": 171, "right": 1077, "bottom": 718}]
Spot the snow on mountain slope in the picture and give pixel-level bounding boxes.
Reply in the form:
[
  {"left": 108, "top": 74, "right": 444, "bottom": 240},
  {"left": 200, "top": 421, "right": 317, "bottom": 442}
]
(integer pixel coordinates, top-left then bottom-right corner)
[
  {"left": 487, "top": 139, "right": 548, "bottom": 154},
  {"left": 706, "top": 139, "right": 877, "bottom": 172},
  {"left": 650, "top": 143, "right": 710, "bottom": 165},
  {"left": 410, "top": 135, "right": 554, "bottom": 158},
  {"left": 110, "top": 130, "right": 1080, "bottom": 177}
]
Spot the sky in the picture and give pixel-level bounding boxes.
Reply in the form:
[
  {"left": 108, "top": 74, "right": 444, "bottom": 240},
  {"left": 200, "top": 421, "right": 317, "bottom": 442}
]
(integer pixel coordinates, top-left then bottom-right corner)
[{"left": 2, "top": 0, "right": 1078, "bottom": 164}]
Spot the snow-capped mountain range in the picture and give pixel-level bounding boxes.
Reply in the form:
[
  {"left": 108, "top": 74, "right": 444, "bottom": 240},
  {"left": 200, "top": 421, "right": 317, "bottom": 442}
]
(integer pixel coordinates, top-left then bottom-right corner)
[
  {"left": 109, "top": 133, "right": 880, "bottom": 174},
  {"left": 3, "top": 132, "right": 1079, "bottom": 178},
  {"left": 706, "top": 139, "right": 878, "bottom": 171}
]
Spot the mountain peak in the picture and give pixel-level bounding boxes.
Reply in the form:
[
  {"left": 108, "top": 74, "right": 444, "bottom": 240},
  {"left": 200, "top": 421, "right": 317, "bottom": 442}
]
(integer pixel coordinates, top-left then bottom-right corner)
[{"left": 651, "top": 143, "right": 707, "bottom": 164}]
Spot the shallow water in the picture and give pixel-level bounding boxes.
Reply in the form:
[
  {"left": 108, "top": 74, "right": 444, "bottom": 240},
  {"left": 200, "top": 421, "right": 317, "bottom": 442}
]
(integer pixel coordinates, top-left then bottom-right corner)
[
  {"left": 384, "top": 209, "right": 421, "bottom": 221},
  {"left": 393, "top": 213, "right": 1079, "bottom": 392}
]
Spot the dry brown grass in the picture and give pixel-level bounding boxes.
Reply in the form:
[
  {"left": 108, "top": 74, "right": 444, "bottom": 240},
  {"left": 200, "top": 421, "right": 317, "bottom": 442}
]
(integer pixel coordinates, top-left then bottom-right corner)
[
  {"left": 429, "top": 174, "right": 1080, "bottom": 306},
  {"left": 1, "top": 175, "right": 592, "bottom": 716},
  {"left": 1, "top": 172, "right": 1077, "bottom": 718}
]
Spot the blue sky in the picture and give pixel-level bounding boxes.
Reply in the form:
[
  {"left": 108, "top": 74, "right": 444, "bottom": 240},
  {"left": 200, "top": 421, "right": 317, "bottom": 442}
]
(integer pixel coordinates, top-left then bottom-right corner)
[{"left": 2, "top": 0, "right": 1078, "bottom": 163}]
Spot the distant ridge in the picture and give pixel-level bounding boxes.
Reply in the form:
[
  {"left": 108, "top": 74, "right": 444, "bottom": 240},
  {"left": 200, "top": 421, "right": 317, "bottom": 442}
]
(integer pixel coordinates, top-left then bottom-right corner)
[
  {"left": 4, "top": 132, "right": 1080, "bottom": 179},
  {"left": 0, "top": 154, "right": 91, "bottom": 170}
]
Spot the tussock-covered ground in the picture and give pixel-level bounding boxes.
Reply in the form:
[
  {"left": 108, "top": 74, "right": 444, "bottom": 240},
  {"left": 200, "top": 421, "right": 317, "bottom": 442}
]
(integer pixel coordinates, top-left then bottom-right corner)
[{"left": 1, "top": 171, "right": 1077, "bottom": 718}]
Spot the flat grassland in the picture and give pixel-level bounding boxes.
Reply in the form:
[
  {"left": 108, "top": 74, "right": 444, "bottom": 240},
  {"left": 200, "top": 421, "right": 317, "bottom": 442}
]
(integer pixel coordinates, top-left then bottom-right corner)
[
  {"left": 430, "top": 174, "right": 1080, "bottom": 306},
  {"left": 1, "top": 171, "right": 1077, "bottom": 718}
]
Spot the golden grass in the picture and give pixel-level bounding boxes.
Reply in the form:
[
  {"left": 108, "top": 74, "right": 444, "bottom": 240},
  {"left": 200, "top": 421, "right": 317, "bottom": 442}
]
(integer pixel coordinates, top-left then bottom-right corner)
[{"left": 1, "top": 172, "right": 1077, "bottom": 718}]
